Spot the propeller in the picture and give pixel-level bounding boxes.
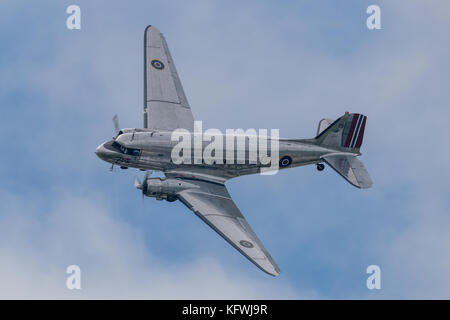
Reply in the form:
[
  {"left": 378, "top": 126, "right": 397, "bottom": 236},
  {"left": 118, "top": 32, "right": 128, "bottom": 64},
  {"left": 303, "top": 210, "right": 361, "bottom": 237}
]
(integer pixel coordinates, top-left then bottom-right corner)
[
  {"left": 134, "top": 171, "right": 151, "bottom": 200},
  {"left": 112, "top": 114, "right": 120, "bottom": 136}
]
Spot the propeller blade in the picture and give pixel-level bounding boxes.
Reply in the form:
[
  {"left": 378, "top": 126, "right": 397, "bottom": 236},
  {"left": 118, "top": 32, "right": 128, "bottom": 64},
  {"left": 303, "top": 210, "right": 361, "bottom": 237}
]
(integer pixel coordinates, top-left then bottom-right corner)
[
  {"left": 134, "top": 177, "right": 142, "bottom": 189},
  {"left": 142, "top": 171, "right": 149, "bottom": 197},
  {"left": 134, "top": 172, "right": 150, "bottom": 200},
  {"left": 112, "top": 114, "right": 120, "bottom": 135}
]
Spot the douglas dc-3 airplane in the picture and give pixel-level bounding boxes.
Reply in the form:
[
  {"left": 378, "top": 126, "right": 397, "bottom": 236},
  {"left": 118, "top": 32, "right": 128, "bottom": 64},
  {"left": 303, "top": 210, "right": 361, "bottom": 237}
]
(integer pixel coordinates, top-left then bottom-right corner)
[{"left": 95, "top": 26, "right": 373, "bottom": 276}]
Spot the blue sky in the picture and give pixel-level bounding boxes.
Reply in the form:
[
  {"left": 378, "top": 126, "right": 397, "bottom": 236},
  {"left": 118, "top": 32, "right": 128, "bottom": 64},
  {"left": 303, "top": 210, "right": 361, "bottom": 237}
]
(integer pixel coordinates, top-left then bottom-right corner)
[{"left": 1, "top": 0, "right": 449, "bottom": 298}]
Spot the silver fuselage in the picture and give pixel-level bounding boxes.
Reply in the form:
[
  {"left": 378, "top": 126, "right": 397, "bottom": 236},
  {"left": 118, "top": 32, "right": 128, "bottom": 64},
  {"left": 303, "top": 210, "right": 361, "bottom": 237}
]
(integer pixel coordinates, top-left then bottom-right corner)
[{"left": 95, "top": 129, "right": 338, "bottom": 179}]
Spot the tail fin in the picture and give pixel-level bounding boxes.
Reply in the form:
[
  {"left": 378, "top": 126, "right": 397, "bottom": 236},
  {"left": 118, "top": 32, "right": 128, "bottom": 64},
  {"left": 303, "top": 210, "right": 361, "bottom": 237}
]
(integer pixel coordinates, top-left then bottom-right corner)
[
  {"left": 315, "top": 113, "right": 367, "bottom": 151},
  {"left": 322, "top": 154, "right": 373, "bottom": 189}
]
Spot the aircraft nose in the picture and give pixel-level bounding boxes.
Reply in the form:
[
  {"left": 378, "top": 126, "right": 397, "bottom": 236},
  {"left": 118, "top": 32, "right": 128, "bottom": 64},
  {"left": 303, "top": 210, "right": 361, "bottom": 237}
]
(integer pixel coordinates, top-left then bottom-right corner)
[{"left": 95, "top": 143, "right": 106, "bottom": 159}]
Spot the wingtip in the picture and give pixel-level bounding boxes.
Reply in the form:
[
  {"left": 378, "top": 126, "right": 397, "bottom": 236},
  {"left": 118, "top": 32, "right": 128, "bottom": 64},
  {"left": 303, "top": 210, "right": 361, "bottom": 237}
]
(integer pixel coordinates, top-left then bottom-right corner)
[
  {"left": 360, "top": 181, "right": 373, "bottom": 189},
  {"left": 144, "top": 25, "right": 161, "bottom": 34},
  {"left": 266, "top": 268, "right": 281, "bottom": 277},
  {"left": 259, "top": 263, "right": 281, "bottom": 277}
]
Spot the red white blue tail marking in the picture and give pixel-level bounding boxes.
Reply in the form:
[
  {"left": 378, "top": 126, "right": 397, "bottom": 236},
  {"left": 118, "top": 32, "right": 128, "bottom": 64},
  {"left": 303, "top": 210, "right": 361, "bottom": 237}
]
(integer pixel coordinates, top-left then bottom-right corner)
[{"left": 344, "top": 114, "right": 367, "bottom": 148}]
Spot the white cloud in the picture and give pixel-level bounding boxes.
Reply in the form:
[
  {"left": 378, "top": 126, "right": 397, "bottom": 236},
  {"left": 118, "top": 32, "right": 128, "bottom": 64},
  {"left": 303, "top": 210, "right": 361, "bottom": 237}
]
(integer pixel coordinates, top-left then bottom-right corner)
[
  {"left": 0, "top": 191, "right": 308, "bottom": 299},
  {"left": 1, "top": 0, "right": 450, "bottom": 299}
]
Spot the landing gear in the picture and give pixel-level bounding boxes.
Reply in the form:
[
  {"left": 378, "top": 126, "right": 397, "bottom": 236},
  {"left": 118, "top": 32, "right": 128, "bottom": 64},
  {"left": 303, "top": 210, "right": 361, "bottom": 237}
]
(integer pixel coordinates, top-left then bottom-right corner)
[
  {"left": 316, "top": 163, "right": 325, "bottom": 171},
  {"left": 166, "top": 196, "right": 177, "bottom": 202}
]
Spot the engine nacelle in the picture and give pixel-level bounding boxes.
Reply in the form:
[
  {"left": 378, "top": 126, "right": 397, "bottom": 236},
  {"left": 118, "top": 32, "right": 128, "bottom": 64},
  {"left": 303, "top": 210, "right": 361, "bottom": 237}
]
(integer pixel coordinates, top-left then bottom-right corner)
[{"left": 143, "top": 178, "right": 197, "bottom": 201}]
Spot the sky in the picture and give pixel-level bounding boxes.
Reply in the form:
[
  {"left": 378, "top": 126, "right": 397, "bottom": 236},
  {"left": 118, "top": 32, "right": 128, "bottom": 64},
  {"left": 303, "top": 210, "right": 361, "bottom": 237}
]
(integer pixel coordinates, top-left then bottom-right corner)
[{"left": 0, "top": 0, "right": 449, "bottom": 299}]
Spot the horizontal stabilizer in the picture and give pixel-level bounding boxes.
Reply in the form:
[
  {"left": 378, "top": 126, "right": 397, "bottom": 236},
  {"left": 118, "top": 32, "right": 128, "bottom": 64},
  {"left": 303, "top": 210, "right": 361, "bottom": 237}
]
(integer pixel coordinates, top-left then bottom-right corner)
[{"left": 322, "top": 154, "right": 373, "bottom": 189}]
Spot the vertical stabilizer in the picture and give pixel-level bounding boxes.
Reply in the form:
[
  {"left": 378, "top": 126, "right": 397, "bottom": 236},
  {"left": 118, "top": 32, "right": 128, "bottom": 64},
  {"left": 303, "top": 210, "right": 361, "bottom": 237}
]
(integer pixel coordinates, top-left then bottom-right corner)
[{"left": 315, "top": 113, "right": 367, "bottom": 151}]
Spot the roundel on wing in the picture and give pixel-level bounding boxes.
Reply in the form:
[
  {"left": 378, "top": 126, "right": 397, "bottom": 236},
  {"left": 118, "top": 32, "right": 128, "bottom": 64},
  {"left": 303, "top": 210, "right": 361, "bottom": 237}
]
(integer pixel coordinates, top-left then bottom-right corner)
[
  {"left": 279, "top": 155, "right": 292, "bottom": 168},
  {"left": 151, "top": 59, "right": 165, "bottom": 70},
  {"left": 239, "top": 240, "right": 254, "bottom": 248}
]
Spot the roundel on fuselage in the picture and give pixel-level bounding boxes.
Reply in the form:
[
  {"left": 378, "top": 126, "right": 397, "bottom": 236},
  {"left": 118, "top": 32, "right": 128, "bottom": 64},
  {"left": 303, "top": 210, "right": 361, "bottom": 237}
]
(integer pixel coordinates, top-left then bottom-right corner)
[{"left": 279, "top": 155, "right": 292, "bottom": 168}]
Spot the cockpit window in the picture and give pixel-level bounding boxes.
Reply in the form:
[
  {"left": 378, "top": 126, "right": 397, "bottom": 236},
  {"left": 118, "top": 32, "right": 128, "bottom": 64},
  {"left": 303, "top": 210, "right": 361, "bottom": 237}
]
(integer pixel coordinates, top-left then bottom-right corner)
[
  {"left": 111, "top": 141, "right": 122, "bottom": 152},
  {"left": 111, "top": 141, "right": 141, "bottom": 156}
]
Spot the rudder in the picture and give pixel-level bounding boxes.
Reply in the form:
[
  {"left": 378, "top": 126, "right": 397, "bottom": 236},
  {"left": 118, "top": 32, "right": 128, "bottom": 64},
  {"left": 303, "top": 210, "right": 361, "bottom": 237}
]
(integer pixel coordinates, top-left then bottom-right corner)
[
  {"left": 343, "top": 113, "right": 367, "bottom": 149},
  {"left": 315, "top": 113, "right": 367, "bottom": 150}
]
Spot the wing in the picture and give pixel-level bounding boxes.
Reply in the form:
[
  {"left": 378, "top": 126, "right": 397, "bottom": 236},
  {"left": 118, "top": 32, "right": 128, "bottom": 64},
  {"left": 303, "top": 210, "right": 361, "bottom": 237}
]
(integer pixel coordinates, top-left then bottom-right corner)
[
  {"left": 175, "top": 178, "right": 280, "bottom": 276},
  {"left": 143, "top": 26, "right": 194, "bottom": 131}
]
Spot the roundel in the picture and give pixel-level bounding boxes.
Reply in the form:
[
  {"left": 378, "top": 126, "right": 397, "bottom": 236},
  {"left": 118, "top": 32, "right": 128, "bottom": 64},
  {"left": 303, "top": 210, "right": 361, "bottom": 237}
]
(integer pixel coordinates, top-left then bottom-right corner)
[
  {"left": 151, "top": 59, "right": 164, "bottom": 70},
  {"left": 279, "top": 155, "right": 292, "bottom": 168},
  {"left": 239, "top": 240, "right": 254, "bottom": 248}
]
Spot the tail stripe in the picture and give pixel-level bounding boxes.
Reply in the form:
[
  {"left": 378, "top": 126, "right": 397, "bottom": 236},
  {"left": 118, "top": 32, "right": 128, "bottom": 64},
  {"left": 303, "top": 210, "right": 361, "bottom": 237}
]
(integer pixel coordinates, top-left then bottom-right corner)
[
  {"left": 317, "top": 112, "right": 367, "bottom": 150},
  {"left": 354, "top": 116, "right": 367, "bottom": 148},
  {"left": 344, "top": 114, "right": 359, "bottom": 147},
  {"left": 350, "top": 114, "right": 364, "bottom": 148}
]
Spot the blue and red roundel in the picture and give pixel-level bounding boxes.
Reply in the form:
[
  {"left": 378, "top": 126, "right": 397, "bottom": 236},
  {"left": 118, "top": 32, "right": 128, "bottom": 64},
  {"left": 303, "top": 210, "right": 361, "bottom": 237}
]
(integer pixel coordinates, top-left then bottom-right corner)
[
  {"left": 151, "top": 59, "right": 164, "bottom": 70},
  {"left": 279, "top": 156, "right": 292, "bottom": 168}
]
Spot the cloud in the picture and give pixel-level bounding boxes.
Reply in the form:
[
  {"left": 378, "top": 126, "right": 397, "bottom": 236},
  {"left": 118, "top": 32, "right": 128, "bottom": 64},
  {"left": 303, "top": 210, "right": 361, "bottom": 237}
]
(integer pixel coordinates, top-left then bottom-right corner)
[
  {"left": 1, "top": 0, "right": 450, "bottom": 299},
  {"left": 376, "top": 188, "right": 450, "bottom": 299},
  {"left": 0, "top": 191, "right": 308, "bottom": 299}
]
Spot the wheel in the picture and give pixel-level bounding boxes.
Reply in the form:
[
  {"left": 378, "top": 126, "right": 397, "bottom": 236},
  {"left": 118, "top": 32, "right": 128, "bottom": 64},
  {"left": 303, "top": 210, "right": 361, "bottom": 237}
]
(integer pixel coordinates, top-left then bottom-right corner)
[
  {"left": 316, "top": 163, "right": 325, "bottom": 171},
  {"left": 166, "top": 196, "right": 177, "bottom": 202}
]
